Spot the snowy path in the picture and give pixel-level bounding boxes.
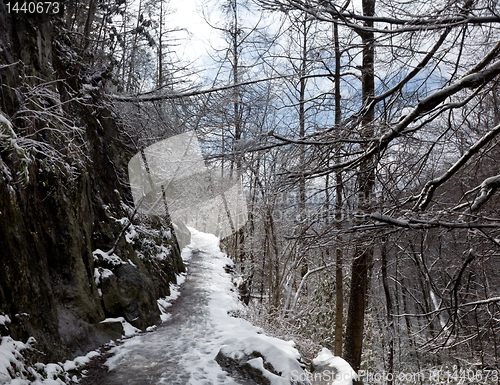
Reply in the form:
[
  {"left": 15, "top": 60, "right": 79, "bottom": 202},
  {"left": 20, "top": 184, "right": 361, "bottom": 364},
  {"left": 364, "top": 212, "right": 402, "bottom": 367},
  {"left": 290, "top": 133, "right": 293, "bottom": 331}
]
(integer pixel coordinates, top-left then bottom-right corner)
[{"left": 97, "top": 229, "right": 305, "bottom": 385}]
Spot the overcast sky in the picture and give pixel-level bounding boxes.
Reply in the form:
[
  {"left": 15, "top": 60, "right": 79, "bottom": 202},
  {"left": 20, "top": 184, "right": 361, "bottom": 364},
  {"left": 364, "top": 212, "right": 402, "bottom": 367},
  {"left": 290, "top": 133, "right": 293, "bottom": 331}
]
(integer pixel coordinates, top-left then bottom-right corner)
[{"left": 166, "top": 0, "right": 225, "bottom": 80}]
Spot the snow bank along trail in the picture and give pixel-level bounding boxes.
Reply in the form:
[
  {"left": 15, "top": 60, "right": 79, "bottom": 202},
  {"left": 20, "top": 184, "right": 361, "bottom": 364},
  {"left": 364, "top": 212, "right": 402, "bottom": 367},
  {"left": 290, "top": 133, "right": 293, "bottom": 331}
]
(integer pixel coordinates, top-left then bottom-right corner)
[{"left": 97, "top": 228, "right": 308, "bottom": 385}]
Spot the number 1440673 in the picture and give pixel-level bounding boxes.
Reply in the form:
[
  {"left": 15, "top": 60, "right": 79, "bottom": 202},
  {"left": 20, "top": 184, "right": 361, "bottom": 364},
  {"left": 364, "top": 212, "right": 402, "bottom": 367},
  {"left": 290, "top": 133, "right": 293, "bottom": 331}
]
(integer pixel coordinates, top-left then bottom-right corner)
[{"left": 5, "top": 2, "right": 61, "bottom": 15}]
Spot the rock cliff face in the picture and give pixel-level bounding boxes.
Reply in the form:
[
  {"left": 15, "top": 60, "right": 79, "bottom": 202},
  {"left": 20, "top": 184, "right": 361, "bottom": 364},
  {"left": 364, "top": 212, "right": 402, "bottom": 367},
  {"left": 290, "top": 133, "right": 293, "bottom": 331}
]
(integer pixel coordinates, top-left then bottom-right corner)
[{"left": 0, "top": 8, "right": 185, "bottom": 362}]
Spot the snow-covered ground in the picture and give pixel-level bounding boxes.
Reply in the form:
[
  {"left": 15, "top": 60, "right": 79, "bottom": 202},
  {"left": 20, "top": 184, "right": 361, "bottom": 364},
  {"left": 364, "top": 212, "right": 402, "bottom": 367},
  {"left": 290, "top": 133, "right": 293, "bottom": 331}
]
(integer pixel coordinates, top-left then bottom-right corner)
[
  {"left": 0, "top": 333, "right": 99, "bottom": 385},
  {"left": 99, "top": 228, "right": 311, "bottom": 384},
  {"left": 0, "top": 228, "right": 356, "bottom": 384}
]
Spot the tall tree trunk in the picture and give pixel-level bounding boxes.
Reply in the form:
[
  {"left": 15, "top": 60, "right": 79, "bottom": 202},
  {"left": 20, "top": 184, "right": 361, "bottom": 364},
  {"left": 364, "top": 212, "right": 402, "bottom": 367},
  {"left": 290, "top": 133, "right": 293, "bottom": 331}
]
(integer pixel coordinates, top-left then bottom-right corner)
[
  {"left": 381, "top": 238, "right": 394, "bottom": 384},
  {"left": 231, "top": 0, "right": 242, "bottom": 174},
  {"left": 229, "top": 0, "right": 244, "bottom": 260},
  {"left": 127, "top": 0, "right": 143, "bottom": 92},
  {"left": 343, "top": 0, "right": 376, "bottom": 372},
  {"left": 298, "top": 16, "right": 308, "bottom": 225},
  {"left": 158, "top": 0, "right": 164, "bottom": 87},
  {"left": 333, "top": 20, "right": 344, "bottom": 358},
  {"left": 82, "top": 0, "right": 97, "bottom": 50}
]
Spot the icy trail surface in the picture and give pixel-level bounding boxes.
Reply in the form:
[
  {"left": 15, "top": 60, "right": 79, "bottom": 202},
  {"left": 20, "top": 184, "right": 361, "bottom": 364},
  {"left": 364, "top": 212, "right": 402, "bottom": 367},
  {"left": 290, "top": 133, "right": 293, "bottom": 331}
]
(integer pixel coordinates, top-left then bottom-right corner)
[{"left": 98, "top": 228, "right": 305, "bottom": 385}]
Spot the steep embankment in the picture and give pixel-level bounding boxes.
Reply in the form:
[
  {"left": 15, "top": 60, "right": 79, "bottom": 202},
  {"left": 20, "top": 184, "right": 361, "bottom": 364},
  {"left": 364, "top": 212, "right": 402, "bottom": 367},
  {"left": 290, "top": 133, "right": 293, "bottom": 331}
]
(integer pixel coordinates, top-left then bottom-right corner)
[{"left": 0, "top": 6, "right": 184, "bottom": 365}]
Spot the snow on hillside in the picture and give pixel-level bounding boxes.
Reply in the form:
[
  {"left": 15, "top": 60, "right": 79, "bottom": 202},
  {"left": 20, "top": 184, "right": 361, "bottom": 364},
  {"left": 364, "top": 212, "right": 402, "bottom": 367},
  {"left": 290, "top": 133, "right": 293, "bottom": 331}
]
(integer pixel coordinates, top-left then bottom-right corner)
[{"left": 0, "top": 228, "right": 356, "bottom": 385}]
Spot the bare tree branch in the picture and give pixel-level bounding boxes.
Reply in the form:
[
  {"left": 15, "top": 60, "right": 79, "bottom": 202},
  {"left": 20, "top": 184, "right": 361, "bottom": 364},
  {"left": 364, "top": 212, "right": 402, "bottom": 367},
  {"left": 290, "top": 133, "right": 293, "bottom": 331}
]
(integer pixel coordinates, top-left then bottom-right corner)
[
  {"left": 296, "top": 59, "right": 500, "bottom": 178},
  {"left": 258, "top": 0, "right": 500, "bottom": 34},
  {"left": 395, "top": 297, "right": 500, "bottom": 318},
  {"left": 108, "top": 75, "right": 292, "bottom": 102},
  {"left": 288, "top": 262, "right": 336, "bottom": 313},
  {"left": 470, "top": 174, "right": 500, "bottom": 211},
  {"left": 369, "top": 212, "right": 500, "bottom": 229},
  {"left": 414, "top": 122, "right": 500, "bottom": 211}
]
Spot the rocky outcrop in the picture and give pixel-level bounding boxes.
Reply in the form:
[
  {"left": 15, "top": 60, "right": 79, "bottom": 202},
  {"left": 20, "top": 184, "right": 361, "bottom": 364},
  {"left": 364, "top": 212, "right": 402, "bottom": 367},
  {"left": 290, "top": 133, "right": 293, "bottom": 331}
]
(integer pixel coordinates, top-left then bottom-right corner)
[
  {"left": 0, "top": 7, "right": 185, "bottom": 362},
  {"left": 215, "top": 342, "right": 312, "bottom": 385},
  {"left": 215, "top": 349, "right": 276, "bottom": 385},
  {"left": 308, "top": 364, "right": 339, "bottom": 385}
]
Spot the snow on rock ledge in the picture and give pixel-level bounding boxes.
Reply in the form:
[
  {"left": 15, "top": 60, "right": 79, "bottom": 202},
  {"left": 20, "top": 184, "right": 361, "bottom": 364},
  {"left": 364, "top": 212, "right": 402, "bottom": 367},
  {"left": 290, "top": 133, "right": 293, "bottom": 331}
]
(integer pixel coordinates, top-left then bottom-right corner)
[
  {"left": 215, "top": 335, "right": 311, "bottom": 385},
  {"left": 311, "top": 348, "right": 359, "bottom": 385}
]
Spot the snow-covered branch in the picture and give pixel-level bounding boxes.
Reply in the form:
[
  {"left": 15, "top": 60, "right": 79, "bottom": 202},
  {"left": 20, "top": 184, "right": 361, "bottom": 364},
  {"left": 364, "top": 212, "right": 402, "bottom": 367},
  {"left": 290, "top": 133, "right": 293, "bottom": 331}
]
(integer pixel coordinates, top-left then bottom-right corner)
[
  {"left": 369, "top": 212, "right": 500, "bottom": 229},
  {"left": 372, "top": 27, "right": 451, "bottom": 104},
  {"left": 299, "top": 58, "right": 500, "bottom": 179},
  {"left": 396, "top": 297, "right": 500, "bottom": 318},
  {"left": 470, "top": 174, "right": 500, "bottom": 212},
  {"left": 0, "top": 60, "right": 21, "bottom": 70},
  {"left": 258, "top": 0, "right": 500, "bottom": 34},
  {"left": 375, "top": 60, "right": 500, "bottom": 153},
  {"left": 0, "top": 112, "right": 32, "bottom": 184},
  {"left": 288, "top": 262, "right": 336, "bottom": 313},
  {"left": 108, "top": 75, "right": 291, "bottom": 102},
  {"left": 414, "top": 122, "right": 500, "bottom": 211}
]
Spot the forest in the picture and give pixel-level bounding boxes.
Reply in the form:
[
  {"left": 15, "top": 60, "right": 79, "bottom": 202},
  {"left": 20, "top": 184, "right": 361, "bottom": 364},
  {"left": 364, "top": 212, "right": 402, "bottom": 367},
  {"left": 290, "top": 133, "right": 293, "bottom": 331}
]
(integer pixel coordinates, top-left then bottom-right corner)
[{"left": 2, "top": 0, "right": 500, "bottom": 383}]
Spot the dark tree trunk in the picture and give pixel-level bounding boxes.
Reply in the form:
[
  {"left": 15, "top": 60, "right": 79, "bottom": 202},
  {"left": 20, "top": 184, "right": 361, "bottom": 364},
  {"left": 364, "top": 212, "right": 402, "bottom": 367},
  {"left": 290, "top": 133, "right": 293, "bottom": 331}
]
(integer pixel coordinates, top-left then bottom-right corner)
[
  {"left": 343, "top": 0, "right": 376, "bottom": 373},
  {"left": 83, "top": 0, "right": 97, "bottom": 50},
  {"left": 333, "top": 20, "right": 344, "bottom": 358},
  {"left": 381, "top": 238, "right": 394, "bottom": 384}
]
